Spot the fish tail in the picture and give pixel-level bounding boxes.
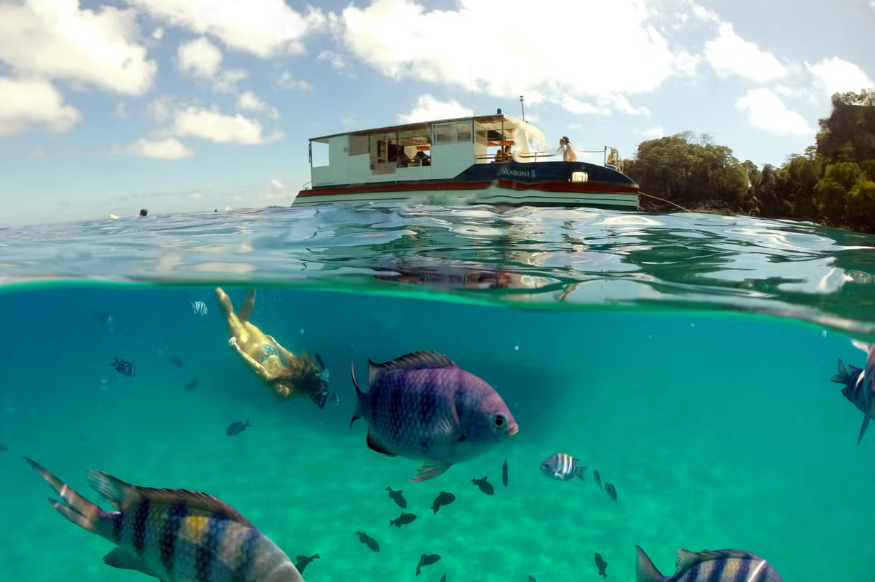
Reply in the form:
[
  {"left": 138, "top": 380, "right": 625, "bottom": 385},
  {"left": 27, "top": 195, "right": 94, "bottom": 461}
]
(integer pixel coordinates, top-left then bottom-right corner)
[
  {"left": 831, "top": 359, "right": 849, "bottom": 383},
  {"left": 635, "top": 546, "right": 665, "bottom": 582},
  {"left": 24, "top": 457, "right": 104, "bottom": 533},
  {"left": 350, "top": 361, "right": 363, "bottom": 428},
  {"left": 859, "top": 409, "right": 873, "bottom": 445},
  {"left": 245, "top": 420, "right": 252, "bottom": 428},
  {"left": 575, "top": 465, "right": 587, "bottom": 481}
]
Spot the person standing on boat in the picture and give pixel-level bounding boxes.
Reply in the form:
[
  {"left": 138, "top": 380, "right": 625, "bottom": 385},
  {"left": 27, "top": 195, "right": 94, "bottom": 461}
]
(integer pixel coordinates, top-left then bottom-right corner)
[{"left": 559, "top": 137, "right": 578, "bottom": 162}]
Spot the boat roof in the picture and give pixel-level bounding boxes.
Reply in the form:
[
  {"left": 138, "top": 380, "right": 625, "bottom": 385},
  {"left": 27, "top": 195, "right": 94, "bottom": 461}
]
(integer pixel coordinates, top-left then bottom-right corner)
[{"left": 309, "top": 113, "right": 532, "bottom": 142}]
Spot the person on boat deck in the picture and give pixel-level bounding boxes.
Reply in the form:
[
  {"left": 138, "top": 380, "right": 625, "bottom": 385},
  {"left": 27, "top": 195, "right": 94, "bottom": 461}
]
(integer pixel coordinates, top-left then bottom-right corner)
[
  {"left": 494, "top": 145, "right": 511, "bottom": 163},
  {"left": 214, "top": 287, "right": 330, "bottom": 408},
  {"left": 559, "top": 136, "right": 578, "bottom": 162}
]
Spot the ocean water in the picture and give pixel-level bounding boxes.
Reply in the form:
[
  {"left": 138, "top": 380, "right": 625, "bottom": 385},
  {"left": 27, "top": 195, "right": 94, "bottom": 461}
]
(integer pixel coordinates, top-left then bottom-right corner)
[{"left": 1, "top": 201, "right": 874, "bottom": 582}]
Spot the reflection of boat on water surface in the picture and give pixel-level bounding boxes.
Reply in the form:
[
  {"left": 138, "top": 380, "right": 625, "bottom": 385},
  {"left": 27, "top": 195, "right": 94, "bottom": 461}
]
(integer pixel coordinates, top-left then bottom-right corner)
[{"left": 296, "top": 111, "right": 640, "bottom": 210}]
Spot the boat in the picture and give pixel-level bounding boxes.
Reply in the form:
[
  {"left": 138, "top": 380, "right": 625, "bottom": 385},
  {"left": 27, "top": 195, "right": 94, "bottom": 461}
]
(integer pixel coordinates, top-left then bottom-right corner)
[{"left": 294, "top": 111, "right": 639, "bottom": 209}]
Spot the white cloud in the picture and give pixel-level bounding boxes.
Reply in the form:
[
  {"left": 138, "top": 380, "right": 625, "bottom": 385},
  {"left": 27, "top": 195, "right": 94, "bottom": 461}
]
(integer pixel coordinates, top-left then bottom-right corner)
[
  {"left": 153, "top": 27, "right": 164, "bottom": 40},
  {"left": 29, "top": 149, "right": 48, "bottom": 159},
  {"left": 318, "top": 50, "right": 347, "bottom": 70},
  {"left": 636, "top": 126, "right": 665, "bottom": 138},
  {"left": 703, "top": 22, "right": 788, "bottom": 83},
  {"left": 690, "top": 3, "right": 720, "bottom": 22},
  {"left": 176, "top": 37, "right": 247, "bottom": 93},
  {"left": 397, "top": 95, "right": 473, "bottom": 123},
  {"left": 0, "top": 78, "right": 80, "bottom": 137},
  {"left": 277, "top": 71, "right": 311, "bottom": 91},
  {"left": 237, "top": 91, "right": 280, "bottom": 119},
  {"left": 334, "top": 0, "right": 695, "bottom": 116},
  {"left": 121, "top": 137, "right": 194, "bottom": 160},
  {"left": 125, "top": 0, "right": 321, "bottom": 58},
  {"left": 561, "top": 94, "right": 650, "bottom": 116},
  {"left": 807, "top": 57, "right": 875, "bottom": 99},
  {"left": 735, "top": 88, "right": 815, "bottom": 135},
  {"left": 173, "top": 107, "right": 282, "bottom": 144},
  {"left": 147, "top": 96, "right": 175, "bottom": 125},
  {"left": 0, "top": 0, "right": 156, "bottom": 95}
]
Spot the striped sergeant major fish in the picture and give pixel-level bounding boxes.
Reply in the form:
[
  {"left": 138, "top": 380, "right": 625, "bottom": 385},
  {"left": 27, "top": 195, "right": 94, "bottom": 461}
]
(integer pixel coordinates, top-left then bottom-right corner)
[
  {"left": 540, "top": 453, "right": 587, "bottom": 481},
  {"left": 24, "top": 457, "right": 304, "bottom": 582},
  {"left": 831, "top": 358, "right": 867, "bottom": 414},
  {"left": 191, "top": 300, "right": 209, "bottom": 316},
  {"left": 635, "top": 545, "right": 783, "bottom": 582}
]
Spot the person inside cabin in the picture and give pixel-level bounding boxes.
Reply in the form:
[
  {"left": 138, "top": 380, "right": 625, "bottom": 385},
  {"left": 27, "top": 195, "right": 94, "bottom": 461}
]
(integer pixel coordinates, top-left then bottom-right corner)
[
  {"left": 503, "top": 144, "right": 513, "bottom": 162},
  {"left": 494, "top": 146, "right": 510, "bottom": 163},
  {"left": 395, "top": 148, "right": 411, "bottom": 168},
  {"left": 413, "top": 150, "right": 431, "bottom": 166},
  {"left": 559, "top": 136, "right": 578, "bottom": 162}
]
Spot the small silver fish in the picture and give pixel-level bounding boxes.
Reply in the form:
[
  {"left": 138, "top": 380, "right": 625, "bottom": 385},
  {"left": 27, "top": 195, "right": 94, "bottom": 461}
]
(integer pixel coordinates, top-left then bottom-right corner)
[
  {"left": 191, "top": 300, "right": 209, "bottom": 316},
  {"left": 540, "top": 453, "right": 587, "bottom": 481},
  {"left": 25, "top": 457, "right": 304, "bottom": 582},
  {"left": 350, "top": 351, "right": 518, "bottom": 482},
  {"left": 635, "top": 545, "right": 783, "bottom": 581}
]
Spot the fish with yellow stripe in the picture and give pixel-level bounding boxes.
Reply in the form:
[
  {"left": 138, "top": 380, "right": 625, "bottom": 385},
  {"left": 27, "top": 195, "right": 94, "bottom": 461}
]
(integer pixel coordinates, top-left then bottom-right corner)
[{"left": 24, "top": 457, "right": 304, "bottom": 582}]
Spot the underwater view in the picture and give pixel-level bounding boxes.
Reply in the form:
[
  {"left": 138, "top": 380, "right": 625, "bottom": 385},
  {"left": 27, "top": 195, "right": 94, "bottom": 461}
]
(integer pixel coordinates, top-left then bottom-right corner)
[{"left": 1, "top": 202, "right": 875, "bottom": 582}]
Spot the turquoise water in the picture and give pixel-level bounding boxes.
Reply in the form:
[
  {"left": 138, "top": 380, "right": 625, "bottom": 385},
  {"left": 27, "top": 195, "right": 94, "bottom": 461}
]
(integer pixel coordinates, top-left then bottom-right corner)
[{"left": 1, "top": 202, "right": 875, "bottom": 582}]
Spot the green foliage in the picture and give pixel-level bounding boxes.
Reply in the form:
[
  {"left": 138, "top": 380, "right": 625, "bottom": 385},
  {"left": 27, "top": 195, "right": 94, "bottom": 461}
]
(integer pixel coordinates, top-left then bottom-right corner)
[{"left": 625, "top": 89, "right": 875, "bottom": 234}]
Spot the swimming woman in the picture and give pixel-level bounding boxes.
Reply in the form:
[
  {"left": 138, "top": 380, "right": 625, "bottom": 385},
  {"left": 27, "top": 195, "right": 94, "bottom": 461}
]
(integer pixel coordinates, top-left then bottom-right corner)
[{"left": 215, "top": 287, "right": 329, "bottom": 408}]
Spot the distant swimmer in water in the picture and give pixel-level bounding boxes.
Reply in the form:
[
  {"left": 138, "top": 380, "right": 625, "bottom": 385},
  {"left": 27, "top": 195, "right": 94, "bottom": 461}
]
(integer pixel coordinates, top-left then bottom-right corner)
[{"left": 215, "top": 287, "right": 329, "bottom": 408}]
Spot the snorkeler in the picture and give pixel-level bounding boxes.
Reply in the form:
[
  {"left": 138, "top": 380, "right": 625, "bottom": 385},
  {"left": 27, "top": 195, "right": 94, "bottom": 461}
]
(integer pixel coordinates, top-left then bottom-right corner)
[{"left": 214, "top": 287, "right": 330, "bottom": 408}]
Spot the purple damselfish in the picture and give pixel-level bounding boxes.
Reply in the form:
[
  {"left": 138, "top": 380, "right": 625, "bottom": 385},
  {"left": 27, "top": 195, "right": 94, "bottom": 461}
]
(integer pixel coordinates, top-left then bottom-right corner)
[{"left": 350, "top": 351, "right": 518, "bottom": 482}]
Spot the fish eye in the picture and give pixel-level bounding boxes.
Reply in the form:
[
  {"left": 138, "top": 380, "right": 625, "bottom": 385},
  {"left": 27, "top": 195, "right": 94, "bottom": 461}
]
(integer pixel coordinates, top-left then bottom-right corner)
[{"left": 493, "top": 414, "right": 507, "bottom": 428}]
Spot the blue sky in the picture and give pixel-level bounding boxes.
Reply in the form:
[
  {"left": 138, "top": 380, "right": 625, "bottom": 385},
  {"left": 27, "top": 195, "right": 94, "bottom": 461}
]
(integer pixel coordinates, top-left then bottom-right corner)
[{"left": 1, "top": 0, "right": 873, "bottom": 226}]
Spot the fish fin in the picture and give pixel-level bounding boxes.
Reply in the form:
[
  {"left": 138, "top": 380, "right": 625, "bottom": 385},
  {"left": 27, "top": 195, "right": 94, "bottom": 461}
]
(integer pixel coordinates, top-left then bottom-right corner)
[
  {"left": 350, "top": 361, "right": 363, "bottom": 428},
  {"left": 851, "top": 365, "right": 864, "bottom": 375},
  {"left": 86, "top": 471, "right": 253, "bottom": 526},
  {"left": 366, "top": 430, "right": 397, "bottom": 457},
  {"left": 676, "top": 549, "right": 756, "bottom": 573},
  {"left": 24, "top": 457, "right": 101, "bottom": 532},
  {"left": 412, "top": 461, "right": 452, "bottom": 482},
  {"left": 368, "top": 351, "right": 457, "bottom": 385},
  {"left": 831, "top": 359, "right": 849, "bottom": 383},
  {"left": 852, "top": 340, "right": 871, "bottom": 353},
  {"left": 574, "top": 465, "right": 587, "bottom": 481},
  {"left": 635, "top": 546, "right": 664, "bottom": 582},
  {"left": 858, "top": 411, "right": 872, "bottom": 445},
  {"left": 104, "top": 548, "right": 161, "bottom": 576}
]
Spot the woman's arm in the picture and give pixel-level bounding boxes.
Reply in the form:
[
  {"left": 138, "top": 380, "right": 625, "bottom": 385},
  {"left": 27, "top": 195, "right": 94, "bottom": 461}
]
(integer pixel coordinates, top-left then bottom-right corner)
[{"left": 229, "top": 337, "right": 269, "bottom": 380}]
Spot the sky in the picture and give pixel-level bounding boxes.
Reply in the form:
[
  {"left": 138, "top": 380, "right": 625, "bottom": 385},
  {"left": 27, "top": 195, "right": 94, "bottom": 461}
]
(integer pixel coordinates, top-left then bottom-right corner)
[{"left": 1, "top": 0, "right": 874, "bottom": 226}]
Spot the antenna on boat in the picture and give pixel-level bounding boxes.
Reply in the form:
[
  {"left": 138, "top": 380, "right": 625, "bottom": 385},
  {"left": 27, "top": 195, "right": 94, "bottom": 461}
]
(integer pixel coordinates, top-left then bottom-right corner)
[{"left": 519, "top": 95, "right": 526, "bottom": 122}]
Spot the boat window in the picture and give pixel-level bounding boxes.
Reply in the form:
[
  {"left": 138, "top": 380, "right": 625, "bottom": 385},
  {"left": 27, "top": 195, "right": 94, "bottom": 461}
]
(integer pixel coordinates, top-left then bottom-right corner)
[
  {"left": 311, "top": 141, "right": 329, "bottom": 167},
  {"left": 456, "top": 122, "right": 473, "bottom": 143},
  {"left": 434, "top": 123, "right": 456, "bottom": 144},
  {"left": 349, "top": 134, "right": 369, "bottom": 156}
]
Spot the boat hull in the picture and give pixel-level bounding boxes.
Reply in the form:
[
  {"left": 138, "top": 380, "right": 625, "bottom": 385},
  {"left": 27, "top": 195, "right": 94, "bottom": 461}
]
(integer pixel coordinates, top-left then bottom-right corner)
[{"left": 294, "top": 181, "right": 638, "bottom": 209}]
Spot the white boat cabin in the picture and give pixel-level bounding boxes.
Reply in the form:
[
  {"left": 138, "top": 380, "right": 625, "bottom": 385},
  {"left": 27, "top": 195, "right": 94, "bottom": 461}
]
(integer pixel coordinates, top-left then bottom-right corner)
[{"left": 307, "top": 114, "right": 550, "bottom": 187}]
